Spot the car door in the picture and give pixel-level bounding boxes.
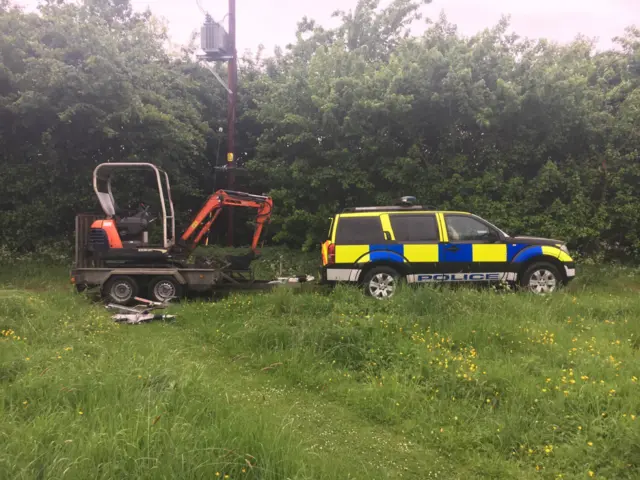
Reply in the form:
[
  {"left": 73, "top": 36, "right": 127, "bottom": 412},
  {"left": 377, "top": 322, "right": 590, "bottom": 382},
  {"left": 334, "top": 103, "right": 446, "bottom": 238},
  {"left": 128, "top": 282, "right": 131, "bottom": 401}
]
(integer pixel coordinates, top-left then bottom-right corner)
[
  {"left": 437, "top": 213, "right": 508, "bottom": 282},
  {"left": 387, "top": 213, "right": 440, "bottom": 283}
]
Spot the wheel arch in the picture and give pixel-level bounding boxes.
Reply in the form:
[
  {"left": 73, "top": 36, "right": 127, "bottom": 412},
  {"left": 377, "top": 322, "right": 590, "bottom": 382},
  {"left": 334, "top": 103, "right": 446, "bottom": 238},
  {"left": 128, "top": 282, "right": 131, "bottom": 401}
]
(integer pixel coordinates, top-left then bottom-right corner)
[
  {"left": 358, "top": 260, "right": 409, "bottom": 284},
  {"left": 517, "top": 255, "right": 567, "bottom": 282}
]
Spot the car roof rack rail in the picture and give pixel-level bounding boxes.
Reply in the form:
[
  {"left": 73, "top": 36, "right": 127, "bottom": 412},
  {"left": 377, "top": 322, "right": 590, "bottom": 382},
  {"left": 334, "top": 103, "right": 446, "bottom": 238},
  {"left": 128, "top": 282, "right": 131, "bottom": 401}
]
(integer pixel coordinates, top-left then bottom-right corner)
[
  {"left": 340, "top": 195, "right": 439, "bottom": 213},
  {"left": 341, "top": 205, "right": 432, "bottom": 213}
]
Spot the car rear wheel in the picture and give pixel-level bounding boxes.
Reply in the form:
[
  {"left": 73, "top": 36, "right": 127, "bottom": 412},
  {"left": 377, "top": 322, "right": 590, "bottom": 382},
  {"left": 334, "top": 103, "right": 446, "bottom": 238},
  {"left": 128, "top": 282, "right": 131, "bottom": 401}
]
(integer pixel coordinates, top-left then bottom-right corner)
[
  {"left": 520, "top": 262, "right": 562, "bottom": 295},
  {"left": 362, "top": 266, "right": 400, "bottom": 299},
  {"left": 103, "top": 275, "right": 139, "bottom": 305}
]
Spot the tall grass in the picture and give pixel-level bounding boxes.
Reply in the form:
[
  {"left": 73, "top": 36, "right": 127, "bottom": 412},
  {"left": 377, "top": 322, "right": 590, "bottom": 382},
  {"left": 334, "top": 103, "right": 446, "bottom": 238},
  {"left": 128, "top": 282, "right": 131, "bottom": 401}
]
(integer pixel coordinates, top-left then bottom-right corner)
[{"left": 1, "top": 261, "right": 639, "bottom": 479}]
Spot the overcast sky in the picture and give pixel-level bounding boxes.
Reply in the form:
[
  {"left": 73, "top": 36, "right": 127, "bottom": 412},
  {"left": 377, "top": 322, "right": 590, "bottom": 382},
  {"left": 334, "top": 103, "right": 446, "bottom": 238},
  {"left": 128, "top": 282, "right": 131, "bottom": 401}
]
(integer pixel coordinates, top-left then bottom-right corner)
[{"left": 17, "top": 0, "right": 640, "bottom": 53}]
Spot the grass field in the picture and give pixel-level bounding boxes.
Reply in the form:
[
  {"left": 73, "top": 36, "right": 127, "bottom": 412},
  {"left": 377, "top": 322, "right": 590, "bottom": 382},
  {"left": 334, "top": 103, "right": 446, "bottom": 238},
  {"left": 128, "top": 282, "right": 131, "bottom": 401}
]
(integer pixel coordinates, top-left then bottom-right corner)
[{"left": 1, "top": 251, "right": 640, "bottom": 479}]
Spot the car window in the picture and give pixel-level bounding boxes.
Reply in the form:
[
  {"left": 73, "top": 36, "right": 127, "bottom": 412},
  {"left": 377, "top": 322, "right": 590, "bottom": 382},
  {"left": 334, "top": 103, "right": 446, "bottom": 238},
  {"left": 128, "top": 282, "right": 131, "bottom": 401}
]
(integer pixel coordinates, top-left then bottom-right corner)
[
  {"left": 444, "top": 215, "right": 498, "bottom": 242},
  {"left": 335, "top": 216, "right": 385, "bottom": 244},
  {"left": 389, "top": 214, "right": 439, "bottom": 242}
]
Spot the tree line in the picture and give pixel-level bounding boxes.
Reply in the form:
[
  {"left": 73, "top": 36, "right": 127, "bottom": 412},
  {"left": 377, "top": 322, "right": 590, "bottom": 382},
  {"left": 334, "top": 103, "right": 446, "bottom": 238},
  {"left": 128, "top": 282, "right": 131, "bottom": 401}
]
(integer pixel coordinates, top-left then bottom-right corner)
[{"left": 1, "top": 0, "right": 639, "bottom": 260}]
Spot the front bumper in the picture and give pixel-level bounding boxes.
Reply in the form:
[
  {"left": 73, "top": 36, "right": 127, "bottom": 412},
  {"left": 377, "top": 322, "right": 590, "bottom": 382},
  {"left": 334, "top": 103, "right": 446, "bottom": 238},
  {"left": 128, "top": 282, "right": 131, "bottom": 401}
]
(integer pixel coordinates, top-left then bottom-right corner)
[{"left": 564, "top": 262, "right": 576, "bottom": 281}]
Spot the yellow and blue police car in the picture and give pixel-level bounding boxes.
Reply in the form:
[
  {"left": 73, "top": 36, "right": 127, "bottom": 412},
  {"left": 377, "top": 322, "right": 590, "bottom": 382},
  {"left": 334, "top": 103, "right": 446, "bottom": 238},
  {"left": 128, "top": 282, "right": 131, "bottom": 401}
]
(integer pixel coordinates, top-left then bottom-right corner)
[{"left": 321, "top": 197, "right": 575, "bottom": 298}]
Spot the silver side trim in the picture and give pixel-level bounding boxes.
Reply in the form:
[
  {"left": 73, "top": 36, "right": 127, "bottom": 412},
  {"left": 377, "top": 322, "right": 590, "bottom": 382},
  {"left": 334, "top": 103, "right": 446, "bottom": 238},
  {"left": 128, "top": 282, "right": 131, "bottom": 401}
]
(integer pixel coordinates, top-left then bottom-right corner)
[
  {"left": 329, "top": 270, "right": 521, "bottom": 284},
  {"left": 349, "top": 269, "right": 362, "bottom": 282},
  {"left": 326, "top": 269, "right": 362, "bottom": 282},
  {"left": 409, "top": 272, "right": 511, "bottom": 283}
]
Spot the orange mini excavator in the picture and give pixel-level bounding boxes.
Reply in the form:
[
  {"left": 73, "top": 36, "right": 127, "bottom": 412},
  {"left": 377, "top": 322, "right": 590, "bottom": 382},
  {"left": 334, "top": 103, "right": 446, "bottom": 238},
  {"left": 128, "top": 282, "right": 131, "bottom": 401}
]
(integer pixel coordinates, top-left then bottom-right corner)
[{"left": 87, "top": 163, "right": 272, "bottom": 268}]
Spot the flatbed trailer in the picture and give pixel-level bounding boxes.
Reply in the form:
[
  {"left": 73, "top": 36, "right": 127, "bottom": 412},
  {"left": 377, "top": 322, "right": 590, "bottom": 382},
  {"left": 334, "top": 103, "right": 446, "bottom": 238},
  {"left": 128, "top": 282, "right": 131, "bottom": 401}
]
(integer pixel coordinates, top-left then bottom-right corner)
[{"left": 71, "top": 215, "right": 314, "bottom": 305}]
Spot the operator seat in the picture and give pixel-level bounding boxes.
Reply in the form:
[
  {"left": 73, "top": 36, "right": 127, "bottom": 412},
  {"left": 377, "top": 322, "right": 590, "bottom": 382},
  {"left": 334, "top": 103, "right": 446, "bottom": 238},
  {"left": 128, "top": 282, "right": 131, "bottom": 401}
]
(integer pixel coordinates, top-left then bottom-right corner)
[{"left": 114, "top": 203, "right": 152, "bottom": 247}]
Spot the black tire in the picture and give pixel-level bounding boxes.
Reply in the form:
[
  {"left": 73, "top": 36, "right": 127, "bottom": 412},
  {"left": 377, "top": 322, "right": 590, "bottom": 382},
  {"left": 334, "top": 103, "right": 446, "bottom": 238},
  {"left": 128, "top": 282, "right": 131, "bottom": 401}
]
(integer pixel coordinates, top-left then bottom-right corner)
[
  {"left": 103, "top": 275, "right": 139, "bottom": 305},
  {"left": 148, "top": 276, "right": 182, "bottom": 303},
  {"left": 520, "top": 262, "right": 563, "bottom": 295},
  {"left": 362, "top": 266, "right": 401, "bottom": 299}
]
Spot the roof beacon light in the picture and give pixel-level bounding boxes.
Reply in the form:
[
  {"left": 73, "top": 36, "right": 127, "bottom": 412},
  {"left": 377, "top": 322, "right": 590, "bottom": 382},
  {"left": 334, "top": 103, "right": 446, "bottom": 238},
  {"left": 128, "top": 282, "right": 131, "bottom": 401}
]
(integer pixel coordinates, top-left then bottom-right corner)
[{"left": 396, "top": 196, "right": 417, "bottom": 206}]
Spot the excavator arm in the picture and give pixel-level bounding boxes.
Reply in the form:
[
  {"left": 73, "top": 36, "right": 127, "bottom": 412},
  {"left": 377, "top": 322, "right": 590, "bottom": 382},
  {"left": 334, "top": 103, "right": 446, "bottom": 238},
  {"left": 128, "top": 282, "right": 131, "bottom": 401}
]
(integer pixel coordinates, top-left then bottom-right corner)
[{"left": 178, "top": 190, "right": 273, "bottom": 253}]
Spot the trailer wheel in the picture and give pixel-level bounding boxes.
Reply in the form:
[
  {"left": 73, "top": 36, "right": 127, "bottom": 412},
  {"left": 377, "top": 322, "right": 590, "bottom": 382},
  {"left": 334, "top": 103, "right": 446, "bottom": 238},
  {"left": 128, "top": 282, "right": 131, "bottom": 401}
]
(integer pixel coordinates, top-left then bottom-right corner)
[
  {"left": 103, "top": 275, "right": 139, "bottom": 306},
  {"left": 148, "top": 276, "right": 182, "bottom": 303}
]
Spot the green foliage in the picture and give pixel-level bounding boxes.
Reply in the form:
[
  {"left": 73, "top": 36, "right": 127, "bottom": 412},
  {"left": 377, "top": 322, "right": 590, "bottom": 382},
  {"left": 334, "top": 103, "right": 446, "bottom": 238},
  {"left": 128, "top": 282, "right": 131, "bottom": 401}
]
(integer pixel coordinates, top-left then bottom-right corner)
[
  {"left": 2, "top": 264, "right": 640, "bottom": 478},
  {"left": 244, "top": 5, "right": 640, "bottom": 258},
  {"left": 0, "top": 0, "right": 639, "bottom": 260}
]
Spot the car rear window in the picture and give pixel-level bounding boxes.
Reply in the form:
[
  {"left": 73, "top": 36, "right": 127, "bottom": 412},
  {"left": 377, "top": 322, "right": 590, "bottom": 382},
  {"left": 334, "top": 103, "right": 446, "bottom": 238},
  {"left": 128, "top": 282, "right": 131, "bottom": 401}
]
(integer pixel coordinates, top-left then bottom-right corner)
[
  {"left": 335, "top": 216, "right": 384, "bottom": 244},
  {"left": 389, "top": 214, "right": 439, "bottom": 242}
]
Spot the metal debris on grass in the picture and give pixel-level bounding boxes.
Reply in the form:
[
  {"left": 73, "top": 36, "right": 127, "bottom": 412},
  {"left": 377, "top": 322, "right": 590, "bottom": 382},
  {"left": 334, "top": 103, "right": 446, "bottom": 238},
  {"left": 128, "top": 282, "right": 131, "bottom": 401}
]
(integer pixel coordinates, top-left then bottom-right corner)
[
  {"left": 106, "top": 297, "right": 176, "bottom": 325},
  {"left": 268, "top": 275, "right": 315, "bottom": 284}
]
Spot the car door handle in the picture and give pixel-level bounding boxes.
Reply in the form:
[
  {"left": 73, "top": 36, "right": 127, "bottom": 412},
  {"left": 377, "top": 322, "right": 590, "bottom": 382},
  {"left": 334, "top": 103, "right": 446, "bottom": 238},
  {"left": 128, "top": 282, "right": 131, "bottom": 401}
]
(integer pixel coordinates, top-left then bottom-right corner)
[{"left": 446, "top": 245, "right": 459, "bottom": 252}]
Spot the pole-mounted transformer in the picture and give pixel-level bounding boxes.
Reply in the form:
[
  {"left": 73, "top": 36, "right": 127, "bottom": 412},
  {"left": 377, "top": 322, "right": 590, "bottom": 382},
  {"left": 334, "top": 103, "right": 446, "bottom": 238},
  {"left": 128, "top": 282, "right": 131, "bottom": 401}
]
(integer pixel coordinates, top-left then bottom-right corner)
[{"left": 199, "top": 14, "right": 231, "bottom": 61}]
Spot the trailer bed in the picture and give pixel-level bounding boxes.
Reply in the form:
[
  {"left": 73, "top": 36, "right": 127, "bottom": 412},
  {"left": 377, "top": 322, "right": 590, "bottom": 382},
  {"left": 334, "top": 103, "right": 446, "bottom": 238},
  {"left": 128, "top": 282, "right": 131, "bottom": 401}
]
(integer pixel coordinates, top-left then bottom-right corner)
[{"left": 71, "top": 266, "right": 315, "bottom": 304}]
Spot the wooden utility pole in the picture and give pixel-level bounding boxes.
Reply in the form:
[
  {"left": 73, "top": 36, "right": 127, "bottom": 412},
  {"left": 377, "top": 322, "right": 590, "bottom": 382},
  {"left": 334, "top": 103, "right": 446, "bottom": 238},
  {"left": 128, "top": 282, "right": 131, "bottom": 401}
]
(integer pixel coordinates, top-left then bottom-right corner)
[
  {"left": 226, "top": 0, "right": 237, "bottom": 246},
  {"left": 197, "top": 1, "right": 238, "bottom": 247}
]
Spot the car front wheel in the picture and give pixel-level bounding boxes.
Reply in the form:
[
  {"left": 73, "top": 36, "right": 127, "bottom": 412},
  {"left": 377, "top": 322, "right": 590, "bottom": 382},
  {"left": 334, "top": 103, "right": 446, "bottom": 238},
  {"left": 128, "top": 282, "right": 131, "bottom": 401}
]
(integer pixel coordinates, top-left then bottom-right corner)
[{"left": 520, "top": 262, "right": 562, "bottom": 294}]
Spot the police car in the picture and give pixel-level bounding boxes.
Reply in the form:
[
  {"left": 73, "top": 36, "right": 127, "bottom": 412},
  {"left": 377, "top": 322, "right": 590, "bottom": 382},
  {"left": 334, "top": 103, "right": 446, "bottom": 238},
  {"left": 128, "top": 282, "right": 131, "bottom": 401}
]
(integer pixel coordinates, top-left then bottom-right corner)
[{"left": 320, "top": 197, "right": 575, "bottom": 298}]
